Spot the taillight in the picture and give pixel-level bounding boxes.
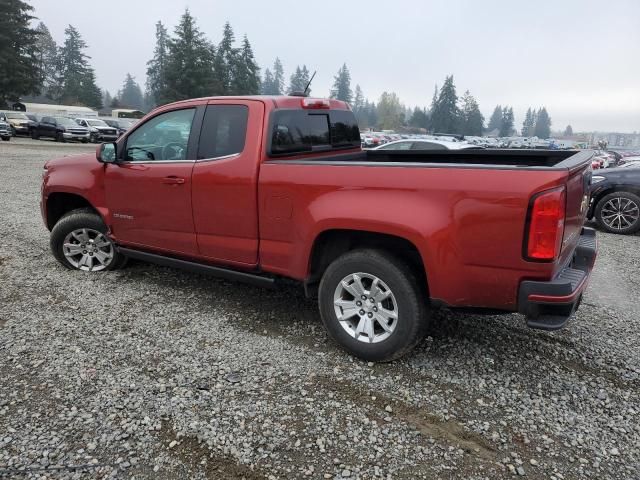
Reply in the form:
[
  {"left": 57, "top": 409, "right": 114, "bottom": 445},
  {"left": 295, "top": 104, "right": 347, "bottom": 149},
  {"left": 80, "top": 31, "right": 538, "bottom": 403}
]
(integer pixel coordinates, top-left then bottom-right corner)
[
  {"left": 525, "top": 187, "right": 566, "bottom": 261},
  {"left": 301, "top": 98, "right": 331, "bottom": 109}
]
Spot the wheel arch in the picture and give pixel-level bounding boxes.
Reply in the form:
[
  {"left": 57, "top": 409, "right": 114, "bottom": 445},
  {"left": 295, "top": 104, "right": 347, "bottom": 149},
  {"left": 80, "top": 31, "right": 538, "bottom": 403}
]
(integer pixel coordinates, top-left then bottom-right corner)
[
  {"left": 305, "top": 229, "right": 429, "bottom": 299},
  {"left": 591, "top": 185, "right": 640, "bottom": 216},
  {"left": 46, "top": 192, "right": 100, "bottom": 230}
]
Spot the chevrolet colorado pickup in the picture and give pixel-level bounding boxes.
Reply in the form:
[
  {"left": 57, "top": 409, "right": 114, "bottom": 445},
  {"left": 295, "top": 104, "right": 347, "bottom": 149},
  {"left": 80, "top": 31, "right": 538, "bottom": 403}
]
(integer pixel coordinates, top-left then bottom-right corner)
[{"left": 41, "top": 95, "right": 597, "bottom": 361}]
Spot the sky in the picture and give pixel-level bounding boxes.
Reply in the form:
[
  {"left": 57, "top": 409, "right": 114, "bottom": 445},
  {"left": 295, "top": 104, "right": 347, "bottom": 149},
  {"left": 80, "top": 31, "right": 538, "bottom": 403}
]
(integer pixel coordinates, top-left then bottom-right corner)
[{"left": 28, "top": 0, "right": 640, "bottom": 133}]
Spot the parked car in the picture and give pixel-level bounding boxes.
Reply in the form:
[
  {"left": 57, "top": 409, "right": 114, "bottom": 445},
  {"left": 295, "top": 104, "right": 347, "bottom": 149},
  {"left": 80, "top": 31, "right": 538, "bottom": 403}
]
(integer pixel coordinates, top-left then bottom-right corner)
[
  {"left": 41, "top": 95, "right": 597, "bottom": 361},
  {"left": 102, "top": 118, "right": 136, "bottom": 137},
  {"left": 0, "top": 111, "right": 33, "bottom": 136},
  {"left": 31, "top": 116, "right": 90, "bottom": 143},
  {"left": 373, "top": 139, "right": 479, "bottom": 151},
  {"left": 0, "top": 120, "right": 12, "bottom": 141},
  {"left": 590, "top": 167, "right": 640, "bottom": 234},
  {"left": 74, "top": 118, "right": 118, "bottom": 143}
]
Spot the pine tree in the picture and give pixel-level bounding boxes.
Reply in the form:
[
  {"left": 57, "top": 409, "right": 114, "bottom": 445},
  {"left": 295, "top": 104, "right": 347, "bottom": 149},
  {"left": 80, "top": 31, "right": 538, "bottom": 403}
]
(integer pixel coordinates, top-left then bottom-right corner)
[
  {"left": 534, "top": 107, "right": 551, "bottom": 139},
  {"left": 232, "top": 35, "right": 260, "bottom": 94},
  {"left": 487, "top": 105, "right": 503, "bottom": 134},
  {"left": 459, "top": 90, "right": 484, "bottom": 136},
  {"left": 430, "top": 75, "right": 460, "bottom": 134},
  {"left": 0, "top": 0, "right": 41, "bottom": 107},
  {"left": 164, "top": 9, "right": 216, "bottom": 102},
  {"left": 522, "top": 108, "right": 535, "bottom": 136},
  {"left": 272, "top": 58, "right": 284, "bottom": 95},
  {"left": 102, "top": 90, "right": 112, "bottom": 108},
  {"left": 119, "top": 73, "right": 144, "bottom": 109},
  {"left": 499, "top": 106, "right": 514, "bottom": 137},
  {"left": 353, "top": 85, "right": 364, "bottom": 113},
  {"left": 366, "top": 101, "right": 378, "bottom": 129},
  {"left": 409, "top": 107, "right": 429, "bottom": 130},
  {"left": 34, "top": 22, "right": 59, "bottom": 99},
  {"left": 146, "top": 21, "right": 170, "bottom": 106},
  {"left": 56, "top": 25, "right": 101, "bottom": 108},
  {"left": 329, "top": 63, "right": 353, "bottom": 103},
  {"left": 215, "top": 21, "right": 239, "bottom": 94},
  {"left": 261, "top": 68, "right": 275, "bottom": 94},
  {"left": 564, "top": 125, "right": 573, "bottom": 136},
  {"left": 288, "top": 66, "right": 303, "bottom": 94}
]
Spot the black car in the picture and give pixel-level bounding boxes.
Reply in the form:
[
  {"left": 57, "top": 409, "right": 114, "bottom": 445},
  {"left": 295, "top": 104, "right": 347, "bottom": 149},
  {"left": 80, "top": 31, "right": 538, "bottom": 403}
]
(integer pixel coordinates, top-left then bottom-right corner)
[
  {"left": 589, "top": 167, "right": 640, "bottom": 234},
  {"left": 31, "top": 116, "right": 90, "bottom": 143}
]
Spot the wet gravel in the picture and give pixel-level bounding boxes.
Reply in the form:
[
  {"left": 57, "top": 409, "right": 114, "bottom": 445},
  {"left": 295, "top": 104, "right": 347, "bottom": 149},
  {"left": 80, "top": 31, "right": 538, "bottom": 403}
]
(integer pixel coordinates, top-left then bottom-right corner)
[{"left": 1, "top": 138, "right": 639, "bottom": 479}]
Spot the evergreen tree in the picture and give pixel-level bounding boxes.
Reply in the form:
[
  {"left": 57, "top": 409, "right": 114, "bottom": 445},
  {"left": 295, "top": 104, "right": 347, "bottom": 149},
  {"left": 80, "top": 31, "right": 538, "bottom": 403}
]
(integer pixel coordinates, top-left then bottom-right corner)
[
  {"left": 409, "top": 107, "right": 429, "bottom": 130},
  {"left": 430, "top": 75, "right": 460, "bottom": 134},
  {"left": 534, "top": 107, "right": 551, "bottom": 139},
  {"left": 146, "top": 21, "right": 170, "bottom": 106},
  {"left": 214, "top": 21, "right": 239, "bottom": 94},
  {"left": 232, "top": 35, "right": 260, "bottom": 94},
  {"left": 34, "top": 22, "right": 59, "bottom": 99},
  {"left": 261, "top": 68, "right": 275, "bottom": 94},
  {"left": 0, "top": 0, "right": 41, "bottom": 107},
  {"left": 366, "top": 100, "right": 378, "bottom": 129},
  {"left": 102, "top": 90, "right": 112, "bottom": 108},
  {"left": 522, "top": 107, "right": 535, "bottom": 136},
  {"left": 288, "top": 66, "right": 303, "bottom": 94},
  {"left": 499, "top": 106, "right": 514, "bottom": 137},
  {"left": 353, "top": 85, "right": 364, "bottom": 113},
  {"left": 459, "top": 90, "right": 484, "bottom": 136},
  {"left": 564, "top": 125, "right": 573, "bottom": 136},
  {"left": 329, "top": 63, "right": 353, "bottom": 103},
  {"left": 164, "top": 9, "right": 216, "bottom": 102},
  {"left": 272, "top": 58, "right": 284, "bottom": 95},
  {"left": 119, "top": 73, "right": 144, "bottom": 109},
  {"left": 57, "top": 25, "right": 102, "bottom": 108},
  {"left": 376, "top": 92, "right": 403, "bottom": 130},
  {"left": 487, "top": 105, "right": 503, "bottom": 134}
]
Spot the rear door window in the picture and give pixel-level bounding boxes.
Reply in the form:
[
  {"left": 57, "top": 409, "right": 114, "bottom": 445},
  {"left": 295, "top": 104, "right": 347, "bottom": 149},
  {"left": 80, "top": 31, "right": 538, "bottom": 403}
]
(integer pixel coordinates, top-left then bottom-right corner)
[
  {"left": 411, "top": 141, "right": 448, "bottom": 151},
  {"left": 197, "top": 105, "right": 249, "bottom": 160}
]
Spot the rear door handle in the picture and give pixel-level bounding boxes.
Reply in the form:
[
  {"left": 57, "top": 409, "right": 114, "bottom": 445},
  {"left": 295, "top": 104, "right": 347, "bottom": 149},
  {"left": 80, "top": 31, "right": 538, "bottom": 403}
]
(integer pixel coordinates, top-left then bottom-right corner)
[{"left": 162, "top": 176, "right": 186, "bottom": 185}]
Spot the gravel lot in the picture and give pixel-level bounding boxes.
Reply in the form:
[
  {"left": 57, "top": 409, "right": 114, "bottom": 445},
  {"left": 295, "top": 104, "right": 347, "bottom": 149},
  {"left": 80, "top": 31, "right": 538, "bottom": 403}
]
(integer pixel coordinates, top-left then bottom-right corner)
[{"left": 1, "top": 138, "right": 639, "bottom": 479}]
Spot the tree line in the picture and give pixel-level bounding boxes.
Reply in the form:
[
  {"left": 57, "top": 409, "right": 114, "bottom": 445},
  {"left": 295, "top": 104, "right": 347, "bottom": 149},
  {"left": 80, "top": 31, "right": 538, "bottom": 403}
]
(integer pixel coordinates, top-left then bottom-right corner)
[{"left": 2, "top": 0, "right": 557, "bottom": 137}]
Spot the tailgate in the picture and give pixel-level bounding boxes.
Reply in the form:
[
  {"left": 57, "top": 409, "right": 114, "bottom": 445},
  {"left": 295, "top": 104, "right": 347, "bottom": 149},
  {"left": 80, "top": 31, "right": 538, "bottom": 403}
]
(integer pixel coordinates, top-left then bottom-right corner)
[{"left": 558, "top": 151, "right": 594, "bottom": 266}]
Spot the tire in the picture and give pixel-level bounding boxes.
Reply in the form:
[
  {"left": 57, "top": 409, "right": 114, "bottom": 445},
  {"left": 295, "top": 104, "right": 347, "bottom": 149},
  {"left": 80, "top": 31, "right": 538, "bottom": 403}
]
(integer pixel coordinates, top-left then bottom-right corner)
[
  {"left": 10, "top": 126, "right": 16, "bottom": 137},
  {"left": 89, "top": 133, "right": 97, "bottom": 143},
  {"left": 50, "top": 209, "right": 127, "bottom": 272},
  {"left": 81, "top": 138, "right": 88, "bottom": 144},
  {"left": 595, "top": 191, "right": 640, "bottom": 235},
  {"left": 31, "top": 130, "right": 39, "bottom": 140},
  {"left": 1, "top": 136, "right": 10, "bottom": 142},
  {"left": 56, "top": 132, "right": 65, "bottom": 143},
  {"left": 318, "top": 249, "right": 429, "bottom": 362}
]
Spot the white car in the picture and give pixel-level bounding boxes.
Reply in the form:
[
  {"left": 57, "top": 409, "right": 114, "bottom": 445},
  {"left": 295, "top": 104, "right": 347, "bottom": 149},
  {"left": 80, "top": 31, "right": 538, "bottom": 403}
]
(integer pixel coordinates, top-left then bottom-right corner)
[
  {"left": 373, "top": 139, "right": 480, "bottom": 151},
  {"left": 75, "top": 118, "right": 119, "bottom": 143}
]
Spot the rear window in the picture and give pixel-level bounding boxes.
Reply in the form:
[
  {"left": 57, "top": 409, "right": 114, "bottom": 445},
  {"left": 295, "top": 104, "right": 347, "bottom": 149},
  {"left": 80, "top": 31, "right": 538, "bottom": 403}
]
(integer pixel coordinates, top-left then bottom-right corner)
[
  {"left": 270, "top": 109, "right": 360, "bottom": 156},
  {"left": 198, "top": 105, "right": 249, "bottom": 159}
]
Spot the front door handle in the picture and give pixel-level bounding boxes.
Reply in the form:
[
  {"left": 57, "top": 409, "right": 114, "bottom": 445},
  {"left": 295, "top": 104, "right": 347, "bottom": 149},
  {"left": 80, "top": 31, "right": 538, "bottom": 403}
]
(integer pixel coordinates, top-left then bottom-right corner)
[{"left": 162, "top": 176, "right": 186, "bottom": 185}]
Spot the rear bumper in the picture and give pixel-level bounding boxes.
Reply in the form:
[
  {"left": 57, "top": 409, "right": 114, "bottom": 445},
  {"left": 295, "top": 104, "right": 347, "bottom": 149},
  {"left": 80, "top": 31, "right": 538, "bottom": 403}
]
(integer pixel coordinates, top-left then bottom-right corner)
[{"left": 518, "top": 228, "right": 597, "bottom": 330}]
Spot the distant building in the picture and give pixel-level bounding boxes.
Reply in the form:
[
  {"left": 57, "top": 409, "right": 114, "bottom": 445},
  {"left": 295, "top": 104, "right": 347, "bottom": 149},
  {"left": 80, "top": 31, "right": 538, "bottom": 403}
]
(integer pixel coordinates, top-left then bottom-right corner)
[
  {"left": 591, "top": 132, "right": 640, "bottom": 149},
  {"left": 12, "top": 102, "right": 98, "bottom": 119}
]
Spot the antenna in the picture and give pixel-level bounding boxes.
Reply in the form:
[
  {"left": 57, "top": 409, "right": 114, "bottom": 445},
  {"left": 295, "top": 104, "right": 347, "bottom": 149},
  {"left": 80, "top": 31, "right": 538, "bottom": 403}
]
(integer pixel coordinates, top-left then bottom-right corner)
[{"left": 303, "top": 71, "right": 317, "bottom": 97}]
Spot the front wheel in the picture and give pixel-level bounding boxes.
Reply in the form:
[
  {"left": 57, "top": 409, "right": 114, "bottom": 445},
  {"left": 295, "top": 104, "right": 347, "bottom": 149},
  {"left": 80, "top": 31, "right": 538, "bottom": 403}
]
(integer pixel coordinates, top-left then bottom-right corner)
[
  {"left": 50, "top": 209, "right": 126, "bottom": 272},
  {"left": 1, "top": 136, "right": 10, "bottom": 142},
  {"left": 318, "top": 249, "right": 429, "bottom": 362},
  {"left": 595, "top": 192, "right": 640, "bottom": 234},
  {"left": 55, "top": 132, "right": 65, "bottom": 143}
]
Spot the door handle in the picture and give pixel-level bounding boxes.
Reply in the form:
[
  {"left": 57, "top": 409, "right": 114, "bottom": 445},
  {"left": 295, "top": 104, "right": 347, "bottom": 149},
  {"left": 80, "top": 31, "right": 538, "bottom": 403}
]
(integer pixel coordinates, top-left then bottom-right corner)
[{"left": 162, "top": 176, "right": 186, "bottom": 185}]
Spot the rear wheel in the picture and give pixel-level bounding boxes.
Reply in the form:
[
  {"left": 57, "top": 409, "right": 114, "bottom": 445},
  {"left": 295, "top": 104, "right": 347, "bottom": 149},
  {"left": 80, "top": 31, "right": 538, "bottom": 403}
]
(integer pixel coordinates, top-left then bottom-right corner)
[
  {"left": 50, "top": 209, "right": 127, "bottom": 272},
  {"left": 55, "top": 132, "right": 65, "bottom": 143},
  {"left": 318, "top": 249, "right": 429, "bottom": 362},
  {"left": 595, "top": 192, "right": 640, "bottom": 234},
  {"left": 31, "top": 130, "right": 39, "bottom": 140}
]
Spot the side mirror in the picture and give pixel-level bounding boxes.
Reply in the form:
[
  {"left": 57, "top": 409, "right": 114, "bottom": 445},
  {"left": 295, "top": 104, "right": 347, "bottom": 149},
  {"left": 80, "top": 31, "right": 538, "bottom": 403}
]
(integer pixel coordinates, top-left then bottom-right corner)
[{"left": 97, "top": 142, "right": 117, "bottom": 163}]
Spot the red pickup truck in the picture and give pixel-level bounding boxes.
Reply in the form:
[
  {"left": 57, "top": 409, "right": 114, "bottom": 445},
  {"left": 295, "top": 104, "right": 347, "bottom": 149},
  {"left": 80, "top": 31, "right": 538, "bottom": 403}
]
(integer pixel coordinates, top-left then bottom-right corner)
[{"left": 41, "top": 95, "right": 597, "bottom": 361}]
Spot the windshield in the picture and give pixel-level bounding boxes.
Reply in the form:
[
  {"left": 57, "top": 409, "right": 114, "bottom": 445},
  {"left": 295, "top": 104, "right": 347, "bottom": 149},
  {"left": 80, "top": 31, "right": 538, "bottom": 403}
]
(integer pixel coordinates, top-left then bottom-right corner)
[
  {"left": 87, "top": 119, "right": 109, "bottom": 127},
  {"left": 55, "top": 117, "right": 79, "bottom": 127},
  {"left": 6, "top": 112, "right": 28, "bottom": 120}
]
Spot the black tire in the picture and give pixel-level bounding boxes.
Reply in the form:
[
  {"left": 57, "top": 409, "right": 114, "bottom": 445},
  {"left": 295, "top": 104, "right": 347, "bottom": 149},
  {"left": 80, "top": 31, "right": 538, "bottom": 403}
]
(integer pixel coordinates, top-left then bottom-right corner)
[
  {"left": 56, "top": 132, "right": 65, "bottom": 143},
  {"left": 595, "top": 191, "right": 640, "bottom": 235},
  {"left": 50, "top": 209, "right": 127, "bottom": 271},
  {"left": 318, "top": 249, "right": 429, "bottom": 362},
  {"left": 1, "top": 136, "right": 10, "bottom": 142},
  {"left": 89, "top": 133, "right": 97, "bottom": 143},
  {"left": 81, "top": 138, "right": 88, "bottom": 144},
  {"left": 31, "top": 130, "right": 39, "bottom": 140}
]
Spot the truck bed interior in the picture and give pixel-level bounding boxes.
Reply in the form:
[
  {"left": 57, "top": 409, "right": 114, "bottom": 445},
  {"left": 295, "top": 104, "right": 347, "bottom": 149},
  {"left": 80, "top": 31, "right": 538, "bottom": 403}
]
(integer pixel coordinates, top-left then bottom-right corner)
[{"left": 364, "top": 149, "right": 583, "bottom": 168}]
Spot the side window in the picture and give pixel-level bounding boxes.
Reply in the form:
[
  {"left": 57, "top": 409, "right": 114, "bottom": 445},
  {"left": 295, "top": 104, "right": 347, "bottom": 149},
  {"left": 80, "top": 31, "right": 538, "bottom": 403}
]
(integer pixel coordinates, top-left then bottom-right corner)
[
  {"left": 125, "top": 108, "right": 195, "bottom": 161},
  {"left": 381, "top": 142, "right": 413, "bottom": 150},
  {"left": 271, "top": 111, "right": 330, "bottom": 155},
  {"left": 330, "top": 110, "right": 361, "bottom": 148},
  {"left": 197, "top": 105, "right": 249, "bottom": 160},
  {"left": 411, "top": 142, "right": 447, "bottom": 151}
]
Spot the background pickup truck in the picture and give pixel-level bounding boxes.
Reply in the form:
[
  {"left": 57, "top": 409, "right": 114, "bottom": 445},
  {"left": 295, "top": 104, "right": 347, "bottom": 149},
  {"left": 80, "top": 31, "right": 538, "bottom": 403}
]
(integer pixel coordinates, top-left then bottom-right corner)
[{"left": 41, "top": 95, "right": 597, "bottom": 361}]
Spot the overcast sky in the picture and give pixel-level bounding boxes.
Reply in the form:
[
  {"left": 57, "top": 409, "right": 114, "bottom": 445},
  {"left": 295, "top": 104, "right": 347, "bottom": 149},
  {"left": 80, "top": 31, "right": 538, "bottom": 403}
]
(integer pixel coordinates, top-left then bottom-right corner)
[{"left": 29, "top": 0, "right": 640, "bottom": 133}]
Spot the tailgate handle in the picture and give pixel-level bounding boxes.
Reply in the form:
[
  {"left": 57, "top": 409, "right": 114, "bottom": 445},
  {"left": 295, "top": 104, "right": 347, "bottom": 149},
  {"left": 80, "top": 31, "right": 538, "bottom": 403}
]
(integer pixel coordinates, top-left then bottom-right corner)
[{"left": 162, "top": 176, "right": 185, "bottom": 185}]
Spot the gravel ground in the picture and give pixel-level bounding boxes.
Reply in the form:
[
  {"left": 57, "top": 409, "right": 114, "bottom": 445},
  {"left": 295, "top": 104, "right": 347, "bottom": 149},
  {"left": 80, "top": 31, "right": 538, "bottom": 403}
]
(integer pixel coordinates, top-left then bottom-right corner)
[{"left": 1, "top": 138, "right": 639, "bottom": 479}]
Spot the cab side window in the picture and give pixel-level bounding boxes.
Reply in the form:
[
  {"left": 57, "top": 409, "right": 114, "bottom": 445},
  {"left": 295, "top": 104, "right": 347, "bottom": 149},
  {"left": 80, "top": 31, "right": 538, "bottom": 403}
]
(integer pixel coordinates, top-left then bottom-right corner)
[
  {"left": 125, "top": 108, "right": 196, "bottom": 161},
  {"left": 197, "top": 105, "right": 249, "bottom": 160}
]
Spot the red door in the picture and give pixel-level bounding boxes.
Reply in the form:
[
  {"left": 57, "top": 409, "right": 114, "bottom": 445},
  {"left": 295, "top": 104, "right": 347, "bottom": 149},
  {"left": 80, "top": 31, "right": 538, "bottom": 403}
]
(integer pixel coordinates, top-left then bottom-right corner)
[
  {"left": 191, "top": 100, "right": 264, "bottom": 267},
  {"left": 104, "top": 107, "right": 199, "bottom": 256}
]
